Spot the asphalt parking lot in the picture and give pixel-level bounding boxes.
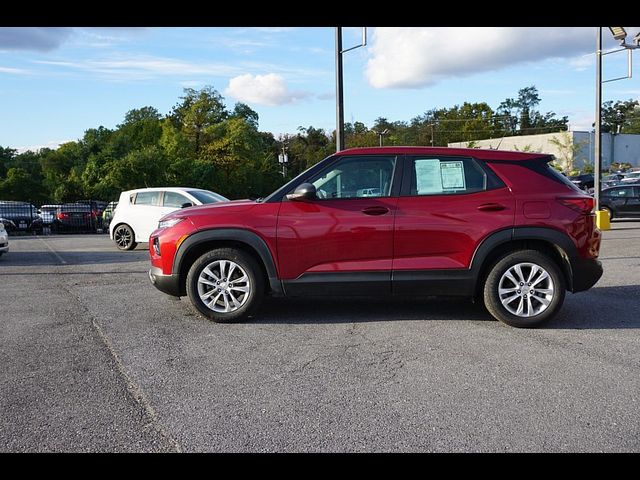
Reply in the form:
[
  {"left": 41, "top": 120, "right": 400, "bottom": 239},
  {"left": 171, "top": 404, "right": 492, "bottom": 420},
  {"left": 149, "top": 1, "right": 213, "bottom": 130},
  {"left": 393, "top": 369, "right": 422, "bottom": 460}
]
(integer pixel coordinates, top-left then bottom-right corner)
[{"left": 1, "top": 222, "right": 639, "bottom": 452}]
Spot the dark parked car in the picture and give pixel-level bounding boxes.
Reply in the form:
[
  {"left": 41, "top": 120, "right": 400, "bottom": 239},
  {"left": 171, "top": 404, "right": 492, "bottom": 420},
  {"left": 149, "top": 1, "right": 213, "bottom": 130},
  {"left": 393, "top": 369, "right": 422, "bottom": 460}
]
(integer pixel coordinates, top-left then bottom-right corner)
[
  {"left": 600, "top": 185, "right": 640, "bottom": 220},
  {"left": 0, "top": 201, "right": 43, "bottom": 234},
  {"left": 53, "top": 203, "right": 98, "bottom": 233},
  {"left": 148, "top": 146, "right": 603, "bottom": 328},
  {"left": 601, "top": 173, "right": 625, "bottom": 189},
  {"left": 569, "top": 173, "right": 594, "bottom": 191}
]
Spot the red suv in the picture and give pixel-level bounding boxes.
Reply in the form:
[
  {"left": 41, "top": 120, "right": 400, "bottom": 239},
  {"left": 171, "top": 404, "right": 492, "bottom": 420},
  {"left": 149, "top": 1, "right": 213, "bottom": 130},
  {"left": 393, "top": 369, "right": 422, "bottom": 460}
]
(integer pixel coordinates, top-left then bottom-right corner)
[{"left": 148, "top": 147, "right": 602, "bottom": 328}]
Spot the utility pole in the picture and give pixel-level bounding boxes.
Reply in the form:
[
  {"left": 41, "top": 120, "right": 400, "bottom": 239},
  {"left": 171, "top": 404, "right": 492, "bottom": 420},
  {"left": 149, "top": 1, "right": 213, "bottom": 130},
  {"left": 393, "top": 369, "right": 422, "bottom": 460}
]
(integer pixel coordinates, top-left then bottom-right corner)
[{"left": 278, "top": 141, "right": 288, "bottom": 178}]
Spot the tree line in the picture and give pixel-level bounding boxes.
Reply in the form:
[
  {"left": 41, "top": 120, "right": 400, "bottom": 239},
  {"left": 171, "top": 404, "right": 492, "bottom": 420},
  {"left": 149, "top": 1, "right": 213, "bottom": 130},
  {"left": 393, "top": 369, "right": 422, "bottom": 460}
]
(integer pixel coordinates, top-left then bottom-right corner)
[{"left": 1, "top": 85, "right": 637, "bottom": 203}]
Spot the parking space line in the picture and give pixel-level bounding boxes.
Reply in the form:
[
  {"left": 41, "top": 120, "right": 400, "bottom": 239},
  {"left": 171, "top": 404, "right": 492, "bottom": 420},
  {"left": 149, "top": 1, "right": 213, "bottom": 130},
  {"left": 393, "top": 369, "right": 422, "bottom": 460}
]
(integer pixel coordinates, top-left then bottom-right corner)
[{"left": 37, "top": 236, "right": 68, "bottom": 265}]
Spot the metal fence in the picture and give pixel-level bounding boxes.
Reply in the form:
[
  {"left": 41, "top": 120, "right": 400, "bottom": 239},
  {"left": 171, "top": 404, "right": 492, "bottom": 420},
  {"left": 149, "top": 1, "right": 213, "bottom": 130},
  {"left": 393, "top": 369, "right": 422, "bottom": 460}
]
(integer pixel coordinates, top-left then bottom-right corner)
[{"left": 0, "top": 200, "right": 113, "bottom": 236}]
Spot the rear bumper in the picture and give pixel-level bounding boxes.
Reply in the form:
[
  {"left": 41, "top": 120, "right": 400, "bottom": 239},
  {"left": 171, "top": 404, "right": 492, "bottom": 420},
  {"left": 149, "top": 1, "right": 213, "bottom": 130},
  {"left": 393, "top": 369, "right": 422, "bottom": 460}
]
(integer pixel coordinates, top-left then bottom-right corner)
[
  {"left": 148, "top": 266, "right": 182, "bottom": 297},
  {"left": 570, "top": 257, "right": 603, "bottom": 292}
]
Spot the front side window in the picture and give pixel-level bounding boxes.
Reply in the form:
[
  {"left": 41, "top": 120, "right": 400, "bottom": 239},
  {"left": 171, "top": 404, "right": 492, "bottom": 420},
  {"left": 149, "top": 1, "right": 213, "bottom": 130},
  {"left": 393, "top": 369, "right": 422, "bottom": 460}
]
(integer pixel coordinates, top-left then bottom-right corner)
[
  {"left": 308, "top": 156, "right": 396, "bottom": 200},
  {"left": 187, "top": 190, "right": 228, "bottom": 204},
  {"left": 134, "top": 191, "right": 161, "bottom": 206},
  {"left": 163, "top": 191, "right": 190, "bottom": 208},
  {"left": 407, "top": 157, "right": 488, "bottom": 196}
]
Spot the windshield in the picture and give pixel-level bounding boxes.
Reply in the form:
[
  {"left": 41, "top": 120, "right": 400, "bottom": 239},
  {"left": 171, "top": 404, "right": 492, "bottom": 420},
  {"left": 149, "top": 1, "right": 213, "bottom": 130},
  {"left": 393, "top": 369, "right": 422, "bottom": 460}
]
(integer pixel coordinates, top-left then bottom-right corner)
[{"left": 187, "top": 190, "right": 229, "bottom": 204}]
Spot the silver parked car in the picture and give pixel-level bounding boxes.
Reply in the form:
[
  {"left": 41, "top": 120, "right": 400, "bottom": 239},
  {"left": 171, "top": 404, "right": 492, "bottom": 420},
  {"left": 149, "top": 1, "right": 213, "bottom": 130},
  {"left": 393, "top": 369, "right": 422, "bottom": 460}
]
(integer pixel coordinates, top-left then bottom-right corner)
[{"left": 0, "top": 221, "right": 9, "bottom": 257}]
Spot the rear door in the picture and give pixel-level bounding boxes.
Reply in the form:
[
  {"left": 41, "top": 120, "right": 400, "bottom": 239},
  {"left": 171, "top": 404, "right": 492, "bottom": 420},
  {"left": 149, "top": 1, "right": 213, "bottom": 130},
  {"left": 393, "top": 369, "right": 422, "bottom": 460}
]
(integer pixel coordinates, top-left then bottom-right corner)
[{"left": 392, "top": 155, "right": 514, "bottom": 294}]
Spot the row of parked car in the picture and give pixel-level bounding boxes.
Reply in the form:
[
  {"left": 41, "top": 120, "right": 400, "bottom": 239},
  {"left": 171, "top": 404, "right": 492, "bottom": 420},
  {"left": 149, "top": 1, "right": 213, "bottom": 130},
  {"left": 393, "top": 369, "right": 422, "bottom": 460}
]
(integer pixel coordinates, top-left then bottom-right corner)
[
  {"left": 565, "top": 169, "right": 640, "bottom": 220},
  {"left": 0, "top": 200, "right": 118, "bottom": 235},
  {"left": 568, "top": 169, "right": 640, "bottom": 192}
]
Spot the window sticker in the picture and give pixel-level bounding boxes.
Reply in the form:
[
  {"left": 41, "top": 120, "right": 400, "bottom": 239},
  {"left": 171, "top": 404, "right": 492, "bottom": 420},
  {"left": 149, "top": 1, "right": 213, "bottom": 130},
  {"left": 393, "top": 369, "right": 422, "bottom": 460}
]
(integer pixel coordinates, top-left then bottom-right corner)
[
  {"left": 440, "top": 161, "right": 466, "bottom": 190},
  {"left": 415, "top": 159, "right": 443, "bottom": 194}
]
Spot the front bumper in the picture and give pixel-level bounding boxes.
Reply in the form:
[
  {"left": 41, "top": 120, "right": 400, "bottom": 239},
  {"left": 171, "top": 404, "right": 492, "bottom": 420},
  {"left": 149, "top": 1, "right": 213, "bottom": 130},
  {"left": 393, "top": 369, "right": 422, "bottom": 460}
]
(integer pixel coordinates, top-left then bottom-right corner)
[
  {"left": 570, "top": 257, "right": 603, "bottom": 292},
  {"left": 148, "top": 266, "right": 182, "bottom": 297}
]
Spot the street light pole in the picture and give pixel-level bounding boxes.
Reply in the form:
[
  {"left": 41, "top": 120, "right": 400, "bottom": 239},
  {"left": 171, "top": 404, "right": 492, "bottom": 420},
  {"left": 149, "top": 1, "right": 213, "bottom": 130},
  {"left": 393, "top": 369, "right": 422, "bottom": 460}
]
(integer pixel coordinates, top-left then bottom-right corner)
[
  {"left": 335, "top": 27, "right": 367, "bottom": 152},
  {"left": 595, "top": 27, "right": 602, "bottom": 212},
  {"left": 335, "top": 27, "right": 345, "bottom": 152}
]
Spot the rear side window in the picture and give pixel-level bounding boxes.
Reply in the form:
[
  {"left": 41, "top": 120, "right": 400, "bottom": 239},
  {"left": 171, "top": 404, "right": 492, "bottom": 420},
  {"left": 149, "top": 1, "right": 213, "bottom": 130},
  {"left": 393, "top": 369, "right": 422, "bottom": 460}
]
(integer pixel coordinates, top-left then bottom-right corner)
[
  {"left": 405, "top": 156, "right": 498, "bottom": 196},
  {"left": 134, "top": 191, "right": 162, "bottom": 206},
  {"left": 605, "top": 187, "right": 634, "bottom": 198}
]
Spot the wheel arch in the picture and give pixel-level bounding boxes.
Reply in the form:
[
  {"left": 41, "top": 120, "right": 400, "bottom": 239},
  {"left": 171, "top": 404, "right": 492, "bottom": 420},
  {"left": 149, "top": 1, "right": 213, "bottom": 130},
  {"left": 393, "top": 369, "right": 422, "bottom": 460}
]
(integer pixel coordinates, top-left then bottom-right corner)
[
  {"left": 173, "top": 229, "right": 282, "bottom": 297},
  {"left": 470, "top": 227, "right": 577, "bottom": 300}
]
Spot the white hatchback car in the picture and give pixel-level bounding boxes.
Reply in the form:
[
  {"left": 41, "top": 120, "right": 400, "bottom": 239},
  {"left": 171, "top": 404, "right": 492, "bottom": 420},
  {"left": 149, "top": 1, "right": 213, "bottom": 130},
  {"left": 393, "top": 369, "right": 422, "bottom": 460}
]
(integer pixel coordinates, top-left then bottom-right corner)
[
  {"left": 109, "top": 187, "right": 228, "bottom": 250},
  {"left": 0, "top": 221, "right": 9, "bottom": 258}
]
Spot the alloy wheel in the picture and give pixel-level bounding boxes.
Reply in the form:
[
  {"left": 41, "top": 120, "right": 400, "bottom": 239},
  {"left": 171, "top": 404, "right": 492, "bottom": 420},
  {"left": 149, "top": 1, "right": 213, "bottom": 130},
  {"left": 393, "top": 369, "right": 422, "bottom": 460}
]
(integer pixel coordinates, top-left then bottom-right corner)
[
  {"left": 197, "top": 259, "right": 251, "bottom": 313},
  {"left": 498, "top": 262, "right": 555, "bottom": 317}
]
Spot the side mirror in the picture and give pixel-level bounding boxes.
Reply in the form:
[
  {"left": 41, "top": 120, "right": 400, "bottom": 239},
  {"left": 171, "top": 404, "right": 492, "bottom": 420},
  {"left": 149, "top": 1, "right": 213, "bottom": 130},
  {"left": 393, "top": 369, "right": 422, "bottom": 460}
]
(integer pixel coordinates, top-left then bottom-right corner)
[
  {"left": 286, "top": 183, "right": 317, "bottom": 201},
  {"left": 181, "top": 202, "right": 193, "bottom": 208}
]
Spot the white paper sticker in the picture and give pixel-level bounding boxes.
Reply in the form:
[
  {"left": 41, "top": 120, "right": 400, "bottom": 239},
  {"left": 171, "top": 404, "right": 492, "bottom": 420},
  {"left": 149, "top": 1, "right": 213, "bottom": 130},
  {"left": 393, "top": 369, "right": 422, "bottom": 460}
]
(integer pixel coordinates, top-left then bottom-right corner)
[
  {"left": 440, "top": 161, "right": 466, "bottom": 190},
  {"left": 415, "top": 159, "right": 443, "bottom": 194}
]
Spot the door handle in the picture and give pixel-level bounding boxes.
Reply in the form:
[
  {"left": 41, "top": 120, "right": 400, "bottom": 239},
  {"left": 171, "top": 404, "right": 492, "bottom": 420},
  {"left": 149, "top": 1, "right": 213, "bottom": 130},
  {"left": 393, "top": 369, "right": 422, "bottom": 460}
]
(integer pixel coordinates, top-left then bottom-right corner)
[
  {"left": 477, "top": 203, "right": 506, "bottom": 212},
  {"left": 362, "top": 206, "right": 390, "bottom": 216}
]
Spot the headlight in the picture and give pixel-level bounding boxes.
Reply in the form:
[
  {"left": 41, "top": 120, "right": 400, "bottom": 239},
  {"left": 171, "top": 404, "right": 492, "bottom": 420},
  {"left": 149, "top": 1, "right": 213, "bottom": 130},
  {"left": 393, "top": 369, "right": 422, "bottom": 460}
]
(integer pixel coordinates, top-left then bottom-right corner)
[{"left": 158, "top": 217, "right": 185, "bottom": 229}]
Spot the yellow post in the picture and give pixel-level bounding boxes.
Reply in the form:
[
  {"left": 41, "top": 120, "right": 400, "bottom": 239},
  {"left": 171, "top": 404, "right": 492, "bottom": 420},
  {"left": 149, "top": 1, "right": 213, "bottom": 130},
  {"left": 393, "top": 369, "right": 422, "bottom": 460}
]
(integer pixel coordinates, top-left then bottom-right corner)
[{"left": 595, "top": 209, "right": 610, "bottom": 231}]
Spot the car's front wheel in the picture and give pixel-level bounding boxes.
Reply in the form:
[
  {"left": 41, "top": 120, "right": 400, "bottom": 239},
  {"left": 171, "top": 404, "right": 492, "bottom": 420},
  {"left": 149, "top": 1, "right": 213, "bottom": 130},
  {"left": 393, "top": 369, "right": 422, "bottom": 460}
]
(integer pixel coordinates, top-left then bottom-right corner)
[
  {"left": 483, "top": 250, "right": 566, "bottom": 328},
  {"left": 186, "top": 248, "right": 264, "bottom": 323},
  {"left": 113, "top": 224, "right": 137, "bottom": 251}
]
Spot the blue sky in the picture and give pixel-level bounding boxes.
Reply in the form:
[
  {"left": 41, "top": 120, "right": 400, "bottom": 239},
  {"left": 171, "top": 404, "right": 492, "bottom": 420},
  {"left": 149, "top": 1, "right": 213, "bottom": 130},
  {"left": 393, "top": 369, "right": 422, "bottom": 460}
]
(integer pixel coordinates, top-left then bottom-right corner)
[{"left": 1, "top": 26, "right": 639, "bottom": 151}]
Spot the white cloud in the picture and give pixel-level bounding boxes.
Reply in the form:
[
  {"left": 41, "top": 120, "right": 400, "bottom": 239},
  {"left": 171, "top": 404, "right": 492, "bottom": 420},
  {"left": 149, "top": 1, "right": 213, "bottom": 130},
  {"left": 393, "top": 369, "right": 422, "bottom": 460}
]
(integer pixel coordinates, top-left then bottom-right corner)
[
  {"left": 366, "top": 27, "right": 609, "bottom": 89},
  {"left": 225, "top": 73, "right": 310, "bottom": 106},
  {"left": 0, "top": 66, "right": 30, "bottom": 75}
]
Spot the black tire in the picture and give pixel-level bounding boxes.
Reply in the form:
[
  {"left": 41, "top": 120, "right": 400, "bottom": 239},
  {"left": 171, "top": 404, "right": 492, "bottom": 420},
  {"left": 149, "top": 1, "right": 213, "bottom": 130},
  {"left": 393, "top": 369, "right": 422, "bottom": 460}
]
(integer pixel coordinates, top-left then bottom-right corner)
[
  {"left": 186, "top": 248, "right": 264, "bottom": 323},
  {"left": 483, "top": 249, "right": 566, "bottom": 328},
  {"left": 113, "top": 224, "right": 137, "bottom": 251},
  {"left": 601, "top": 206, "right": 614, "bottom": 221}
]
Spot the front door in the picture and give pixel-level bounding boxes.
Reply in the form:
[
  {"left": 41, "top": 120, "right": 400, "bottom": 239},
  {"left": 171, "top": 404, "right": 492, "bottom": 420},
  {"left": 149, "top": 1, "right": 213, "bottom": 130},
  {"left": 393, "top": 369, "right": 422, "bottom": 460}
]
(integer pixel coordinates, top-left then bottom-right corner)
[{"left": 277, "top": 155, "right": 400, "bottom": 296}]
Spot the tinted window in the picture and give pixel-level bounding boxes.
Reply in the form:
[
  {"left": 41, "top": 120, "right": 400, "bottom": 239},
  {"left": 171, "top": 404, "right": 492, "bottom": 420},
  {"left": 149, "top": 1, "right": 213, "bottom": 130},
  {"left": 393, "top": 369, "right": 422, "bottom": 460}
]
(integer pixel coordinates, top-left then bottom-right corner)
[
  {"left": 186, "top": 190, "right": 228, "bottom": 204},
  {"left": 134, "top": 191, "right": 161, "bottom": 206},
  {"left": 309, "top": 156, "right": 396, "bottom": 199},
  {"left": 163, "top": 191, "right": 190, "bottom": 208},
  {"left": 607, "top": 187, "right": 634, "bottom": 198},
  {"left": 407, "top": 157, "right": 487, "bottom": 196}
]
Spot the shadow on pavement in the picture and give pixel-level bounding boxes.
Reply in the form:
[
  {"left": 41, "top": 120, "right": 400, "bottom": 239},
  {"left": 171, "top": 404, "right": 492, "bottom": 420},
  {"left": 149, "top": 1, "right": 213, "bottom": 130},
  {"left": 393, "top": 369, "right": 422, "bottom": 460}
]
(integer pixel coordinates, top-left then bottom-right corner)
[
  {"left": 0, "top": 250, "right": 148, "bottom": 266},
  {"left": 255, "top": 285, "right": 640, "bottom": 329}
]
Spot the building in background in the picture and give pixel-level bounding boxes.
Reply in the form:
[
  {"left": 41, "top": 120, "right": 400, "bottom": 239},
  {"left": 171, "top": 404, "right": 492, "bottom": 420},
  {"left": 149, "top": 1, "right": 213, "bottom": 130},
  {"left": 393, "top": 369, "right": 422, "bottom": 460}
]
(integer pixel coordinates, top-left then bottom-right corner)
[{"left": 449, "top": 131, "right": 640, "bottom": 171}]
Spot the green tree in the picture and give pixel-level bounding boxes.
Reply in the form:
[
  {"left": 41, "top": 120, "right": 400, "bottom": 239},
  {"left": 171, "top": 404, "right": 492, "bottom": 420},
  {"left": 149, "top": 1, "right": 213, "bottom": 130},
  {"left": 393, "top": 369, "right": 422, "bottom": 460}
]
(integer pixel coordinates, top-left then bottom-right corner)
[
  {"left": 0, "top": 167, "right": 46, "bottom": 202},
  {"left": 169, "top": 86, "right": 229, "bottom": 154},
  {"left": 601, "top": 99, "right": 640, "bottom": 134}
]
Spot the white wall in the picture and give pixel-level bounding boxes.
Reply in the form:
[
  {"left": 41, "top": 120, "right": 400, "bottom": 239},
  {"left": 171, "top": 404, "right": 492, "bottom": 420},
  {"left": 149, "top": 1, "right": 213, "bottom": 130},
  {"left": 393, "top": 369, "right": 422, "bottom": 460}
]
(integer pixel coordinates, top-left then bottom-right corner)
[{"left": 449, "top": 131, "right": 640, "bottom": 168}]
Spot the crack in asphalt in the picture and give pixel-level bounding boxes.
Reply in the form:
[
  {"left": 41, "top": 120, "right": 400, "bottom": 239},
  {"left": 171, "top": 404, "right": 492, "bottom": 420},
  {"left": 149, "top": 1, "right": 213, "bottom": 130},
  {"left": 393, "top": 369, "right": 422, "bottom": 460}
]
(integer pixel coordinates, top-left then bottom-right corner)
[{"left": 46, "top": 254, "right": 183, "bottom": 452}]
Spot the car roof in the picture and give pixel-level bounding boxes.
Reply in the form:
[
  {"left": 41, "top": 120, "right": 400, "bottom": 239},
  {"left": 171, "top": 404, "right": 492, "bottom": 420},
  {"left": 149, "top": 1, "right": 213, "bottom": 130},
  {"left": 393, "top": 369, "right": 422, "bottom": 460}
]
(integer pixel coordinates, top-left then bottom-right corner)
[
  {"left": 120, "top": 187, "right": 210, "bottom": 194},
  {"left": 334, "top": 146, "right": 553, "bottom": 162}
]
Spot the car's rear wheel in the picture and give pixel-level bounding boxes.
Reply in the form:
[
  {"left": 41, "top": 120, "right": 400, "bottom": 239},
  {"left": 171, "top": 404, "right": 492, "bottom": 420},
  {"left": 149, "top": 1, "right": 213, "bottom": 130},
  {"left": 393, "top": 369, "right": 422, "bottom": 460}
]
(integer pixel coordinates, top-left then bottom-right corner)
[
  {"left": 186, "top": 248, "right": 264, "bottom": 323},
  {"left": 113, "top": 224, "right": 137, "bottom": 251},
  {"left": 483, "top": 250, "right": 565, "bottom": 328}
]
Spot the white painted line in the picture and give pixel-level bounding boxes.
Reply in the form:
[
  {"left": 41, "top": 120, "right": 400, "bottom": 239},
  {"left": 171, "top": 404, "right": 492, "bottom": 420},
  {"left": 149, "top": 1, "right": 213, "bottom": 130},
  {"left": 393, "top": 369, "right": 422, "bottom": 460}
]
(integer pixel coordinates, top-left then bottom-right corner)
[{"left": 37, "top": 237, "right": 68, "bottom": 265}]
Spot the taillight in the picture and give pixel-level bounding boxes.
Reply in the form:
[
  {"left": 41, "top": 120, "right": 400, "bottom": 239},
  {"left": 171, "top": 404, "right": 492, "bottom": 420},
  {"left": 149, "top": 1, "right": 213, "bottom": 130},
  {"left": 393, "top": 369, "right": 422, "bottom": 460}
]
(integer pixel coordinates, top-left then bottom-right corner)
[
  {"left": 57, "top": 212, "right": 69, "bottom": 220},
  {"left": 557, "top": 196, "right": 594, "bottom": 214}
]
